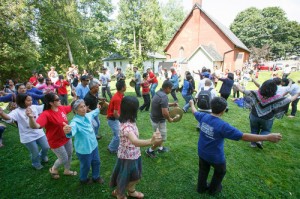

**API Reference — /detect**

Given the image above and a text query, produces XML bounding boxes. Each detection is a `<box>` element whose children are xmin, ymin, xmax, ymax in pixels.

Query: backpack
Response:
<box><xmin>197</xmin><ymin>87</ymin><xmax>213</xmax><ymax>109</ymax></box>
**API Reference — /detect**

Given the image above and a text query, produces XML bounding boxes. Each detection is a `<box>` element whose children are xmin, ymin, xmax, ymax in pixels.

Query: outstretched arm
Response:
<box><xmin>189</xmin><ymin>99</ymin><xmax>197</xmax><ymax>114</ymax></box>
<box><xmin>127</xmin><ymin>129</ymin><xmax>162</xmax><ymax>147</ymax></box>
<box><xmin>241</xmin><ymin>133</ymin><xmax>282</xmax><ymax>143</ymax></box>
<box><xmin>0</xmin><ymin>108</ymin><xmax>11</xmax><ymax>120</ymax></box>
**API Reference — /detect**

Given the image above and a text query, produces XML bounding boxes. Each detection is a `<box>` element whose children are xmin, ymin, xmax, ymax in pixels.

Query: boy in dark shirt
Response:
<box><xmin>189</xmin><ymin>97</ymin><xmax>282</xmax><ymax>195</ymax></box>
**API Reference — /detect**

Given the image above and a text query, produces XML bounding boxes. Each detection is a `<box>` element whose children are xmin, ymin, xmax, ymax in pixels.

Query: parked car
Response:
<box><xmin>274</xmin><ymin>63</ymin><xmax>283</xmax><ymax>70</ymax></box>
<box><xmin>257</xmin><ymin>64</ymin><xmax>270</xmax><ymax>71</ymax></box>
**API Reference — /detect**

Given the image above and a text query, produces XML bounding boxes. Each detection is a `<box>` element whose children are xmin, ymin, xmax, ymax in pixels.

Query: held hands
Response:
<box><xmin>62</xmin><ymin>122</ymin><xmax>71</xmax><ymax>134</ymax></box>
<box><xmin>150</xmin><ymin>129</ymin><xmax>163</xmax><ymax>146</ymax></box>
<box><xmin>25</xmin><ymin>107</ymin><xmax>34</xmax><ymax>118</ymax></box>
<box><xmin>267</xmin><ymin>133</ymin><xmax>282</xmax><ymax>143</ymax></box>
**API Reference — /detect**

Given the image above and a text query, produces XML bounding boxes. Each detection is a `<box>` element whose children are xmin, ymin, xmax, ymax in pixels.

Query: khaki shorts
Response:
<box><xmin>150</xmin><ymin>120</ymin><xmax>167</xmax><ymax>141</ymax></box>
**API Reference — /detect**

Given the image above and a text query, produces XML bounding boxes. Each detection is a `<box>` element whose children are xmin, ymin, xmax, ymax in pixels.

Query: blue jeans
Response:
<box><xmin>249</xmin><ymin>113</ymin><xmax>274</xmax><ymax>144</ymax></box>
<box><xmin>107</xmin><ymin>119</ymin><xmax>120</xmax><ymax>152</ymax></box>
<box><xmin>182</xmin><ymin>94</ymin><xmax>192</xmax><ymax>112</ymax></box>
<box><xmin>135</xmin><ymin>83</ymin><xmax>141</xmax><ymax>97</ymax></box>
<box><xmin>150</xmin><ymin>83</ymin><xmax>158</xmax><ymax>98</ymax></box>
<box><xmin>24</xmin><ymin>135</ymin><xmax>50</xmax><ymax>168</ymax></box>
<box><xmin>76</xmin><ymin>147</ymin><xmax>100</xmax><ymax>181</ymax></box>
<box><xmin>92</xmin><ymin>115</ymin><xmax>100</xmax><ymax>136</ymax></box>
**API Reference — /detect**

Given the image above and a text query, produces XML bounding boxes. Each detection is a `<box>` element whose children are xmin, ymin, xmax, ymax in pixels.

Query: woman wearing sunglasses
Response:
<box><xmin>26</xmin><ymin>92</ymin><xmax>77</xmax><ymax>179</ymax></box>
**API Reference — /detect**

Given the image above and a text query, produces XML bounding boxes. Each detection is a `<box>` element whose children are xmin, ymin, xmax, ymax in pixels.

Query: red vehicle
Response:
<box><xmin>257</xmin><ymin>64</ymin><xmax>270</xmax><ymax>71</ymax></box>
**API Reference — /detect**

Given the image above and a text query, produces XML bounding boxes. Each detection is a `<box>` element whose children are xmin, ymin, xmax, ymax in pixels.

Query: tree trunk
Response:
<box><xmin>63</xmin><ymin>32</ymin><xmax>74</xmax><ymax>65</ymax></box>
<box><xmin>133</xmin><ymin>28</ymin><xmax>137</xmax><ymax>58</ymax></box>
<box><xmin>138</xmin><ymin>29</ymin><xmax>142</xmax><ymax>55</ymax></box>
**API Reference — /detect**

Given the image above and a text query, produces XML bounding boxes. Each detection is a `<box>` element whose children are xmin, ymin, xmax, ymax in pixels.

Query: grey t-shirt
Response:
<box><xmin>134</xmin><ymin>71</ymin><xmax>141</xmax><ymax>84</ymax></box>
<box><xmin>150</xmin><ymin>89</ymin><xmax>169</xmax><ymax>123</ymax></box>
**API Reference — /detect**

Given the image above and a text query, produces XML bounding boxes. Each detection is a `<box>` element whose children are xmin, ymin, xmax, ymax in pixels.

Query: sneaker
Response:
<box><xmin>93</xmin><ymin>177</ymin><xmax>105</xmax><ymax>184</ymax></box>
<box><xmin>182</xmin><ymin>108</ymin><xmax>187</xmax><ymax>113</ymax></box>
<box><xmin>250</xmin><ymin>142</ymin><xmax>257</xmax><ymax>148</ymax></box>
<box><xmin>145</xmin><ymin>148</ymin><xmax>156</xmax><ymax>158</ymax></box>
<box><xmin>288</xmin><ymin>115</ymin><xmax>295</xmax><ymax>118</ymax></box>
<box><xmin>33</xmin><ymin>164</ymin><xmax>44</xmax><ymax>170</ymax></box>
<box><xmin>157</xmin><ymin>147</ymin><xmax>169</xmax><ymax>153</ymax></box>
<box><xmin>256</xmin><ymin>141</ymin><xmax>263</xmax><ymax>149</ymax></box>
<box><xmin>80</xmin><ymin>178</ymin><xmax>93</xmax><ymax>185</ymax></box>
<box><xmin>42</xmin><ymin>156</ymin><xmax>49</xmax><ymax>163</ymax></box>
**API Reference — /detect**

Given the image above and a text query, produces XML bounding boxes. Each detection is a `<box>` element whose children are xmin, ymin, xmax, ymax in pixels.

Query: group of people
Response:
<box><xmin>0</xmin><ymin>63</ymin><xmax>300</xmax><ymax>198</ymax></box>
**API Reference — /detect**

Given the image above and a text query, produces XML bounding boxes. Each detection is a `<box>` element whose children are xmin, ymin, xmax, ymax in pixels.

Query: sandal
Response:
<box><xmin>63</xmin><ymin>170</ymin><xmax>77</xmax><ymax>176</ymax></box>
<box><xmin>112</xmin><ymin>190</ymin><xmax>127</xmax><ymax>199</ymax></box>
<box><xmin>49</xmin><ymin>168</ymin><xmax>60</xmax><ymax>179</ymax></box>
<box><xmin>127</xmin><ymin>190</ymin><xmax>144</xmax><ymax>199</ymax></box>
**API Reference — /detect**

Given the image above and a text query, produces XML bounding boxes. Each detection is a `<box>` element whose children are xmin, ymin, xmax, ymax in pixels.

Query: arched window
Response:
<box><xmin>179</xmin><ymin>47</ymin><xmax>184</xmax><ymax>58</ymax></box>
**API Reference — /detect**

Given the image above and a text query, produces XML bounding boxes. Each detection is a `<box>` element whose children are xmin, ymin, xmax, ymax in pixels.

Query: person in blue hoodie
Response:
<box><xmin>181</xmin><ymin>74</ymin><xmax>196</xmax><ymax>113</ymax></box>
<box><xmin>169</xmin><ymin>67</ymin><xmax>179</xmax><ymax>102</ymax></box>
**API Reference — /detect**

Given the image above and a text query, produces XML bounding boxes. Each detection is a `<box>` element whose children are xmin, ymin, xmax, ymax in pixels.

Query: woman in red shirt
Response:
<box><xmin>26</xmin><ymin>93</ymin><xmax>77</xmax><ymax>179</ymax></box>
<box><xmin>139</xmin><ymin>73</ymin><xmax>151</xmax><ymax>112</ymax></box>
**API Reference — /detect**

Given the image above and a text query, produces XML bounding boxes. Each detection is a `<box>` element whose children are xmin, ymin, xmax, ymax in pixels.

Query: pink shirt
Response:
<box><xmin>118</xmin><ymin>122</ymin><xmax>141</xmax><ymax>160</ymax></box>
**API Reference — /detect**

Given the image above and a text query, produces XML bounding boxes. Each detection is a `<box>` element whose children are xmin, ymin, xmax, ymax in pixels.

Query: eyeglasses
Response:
<box><xmin>53</xmin><ymin>99</ymin><xmax>60</xmax><ymax>102</ymax></box>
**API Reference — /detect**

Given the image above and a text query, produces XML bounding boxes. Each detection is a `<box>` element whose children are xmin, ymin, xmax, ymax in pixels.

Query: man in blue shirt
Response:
<box><xmin>190</xmin><ymin>97</ymin><xmax>282</xmax><ymax>196</ymax></box>
<box><xmin>76</xmin><ymin>75</ymin><xmax>90</xmax><ymax>99</ymax></box>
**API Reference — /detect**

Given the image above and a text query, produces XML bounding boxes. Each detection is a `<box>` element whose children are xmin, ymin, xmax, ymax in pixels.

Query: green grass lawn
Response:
<box><xmin>0</xmin><ymin>71</ymin><xmax>299</xmax><ymax>199</ymax></box>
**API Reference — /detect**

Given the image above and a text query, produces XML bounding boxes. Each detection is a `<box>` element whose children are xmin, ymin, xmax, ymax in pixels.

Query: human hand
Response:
<box><xmin>25</xmin><ymin>107</ymin><xmax>34</xmax><ymax>118</ymax></box>
<box><xmin>189</xmin><ymin>99</ymin><xmax>194</xmax><ymax>106</ymax></box>
<box><xmin>151</xmin><ymin>129</ymin><xmax>163</xmax><ymax>145</ymax></box>
<box><xmin>97</xmin><ymin>104</ymin><xmax>101</xmax><ymax>109</ymax></box>
<box><xmin>62</xmin><ymin>122</ymin><xmax>71</xmax><ymax>134</ymax></box>
<box><xmin>267</xmin><ymin>133</ymin><xmax>282</xmax><ymax>143</ymax></box>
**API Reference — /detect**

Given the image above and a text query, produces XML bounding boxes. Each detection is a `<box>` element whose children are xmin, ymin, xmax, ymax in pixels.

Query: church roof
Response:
<box><xmin>164</xmin><ymin>3</ymin><xmax>250</xmax><ymax>52</ymax></box>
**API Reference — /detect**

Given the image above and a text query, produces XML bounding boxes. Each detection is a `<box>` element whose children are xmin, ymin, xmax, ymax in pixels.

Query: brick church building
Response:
<box><xmin>164</xmin><ymin>0</ymin><xmax>250</xmax><ymax>73</ymax></box>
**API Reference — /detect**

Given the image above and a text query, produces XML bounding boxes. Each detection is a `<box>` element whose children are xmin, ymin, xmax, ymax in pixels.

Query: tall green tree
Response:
<box><xmin>230</xmin><ymin>7</ymin><xmax>300</xmax><ymax>60</ymax></box>
<box><xmin>116</xmin><ymin>0</ymin><xmax>164</xmax><ymax>67</ymax></box>
<box><xmin>0</xmin><ymin>0</ymin><xmax>39</xmax><ymax>85</ymax></box>
<box><xmin>34</xmin><ymin>0</ymin><xmax>114</xmax><ymax>73</ymax></box>
<box><xmin>160</xmin><ymin>0</ymin><xmax>186</xmax><ymax>47</ymax></box>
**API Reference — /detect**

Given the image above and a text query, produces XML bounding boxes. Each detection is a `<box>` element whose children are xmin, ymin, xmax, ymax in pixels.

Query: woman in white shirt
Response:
<box><xmin>0</xmin><ymin>93</ymin><xmax>49</xmax><ymax>170</ymax></box>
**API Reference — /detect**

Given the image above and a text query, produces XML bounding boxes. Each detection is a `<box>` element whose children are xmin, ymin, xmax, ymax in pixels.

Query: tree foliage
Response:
<box><xmin>0</xmin><ymin>0</ymin><xmax>39</xmax><ymax>85</ymax></box>
<box><xmin>115</xmin><ymin>0</ymin><xmax>164</xmax><ymax>67</ymax></box>
<box><xmin>160</xmin><ymin>0</ymin><xmax>186</xmax><ymax>47</ymax></box>
<box><xmin>230</xmin><ymin>7</ymin><xmax>300</xmax><ymax>60</ymax></box>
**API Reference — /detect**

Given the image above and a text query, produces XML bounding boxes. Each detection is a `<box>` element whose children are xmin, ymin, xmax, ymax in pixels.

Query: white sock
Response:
<box><xmin>148</xmin><ymin>148</ymin><xmax>154</xmax><ymax>152</ymax></box>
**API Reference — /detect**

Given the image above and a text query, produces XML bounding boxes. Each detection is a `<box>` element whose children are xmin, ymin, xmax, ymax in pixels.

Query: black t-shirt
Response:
<box><xmin>150</xmin><ymin>89</ymin><xmax>169</xmax><ymax>123</ymax></box>
<box><xmin>84</xmin><ymin>92</ymin><xmax>98</xmax><ymax>110</ymax></box>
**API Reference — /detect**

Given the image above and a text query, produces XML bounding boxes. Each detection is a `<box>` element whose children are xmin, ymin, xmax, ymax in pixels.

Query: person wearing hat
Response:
<box><xmin>147</xmin><ymin>67</ymin><xmax>158</xmax><ymax>98</ymax></box>
<box><xmin>55</xmin><ymin>75</ymin><xmax>70</xmax><ymax>105</ymax></box>
<box><xmin>76</xmin><ymin>75</ymin><xmax>90</xmax><ymax>100</ymax></box>
<box><xmin>99</xmin><ymin>67</ymin><xmax>112</xmax><ymax>100</ymax></box>
<box><xmin>133</xmin><ymin>66</ymin><xmax>141</xmax><ymax>97</ymax></box>
<box><xmin>116</xmin><ymin>67</ymin><xmax>126</xmax><ymax>81</ymax></box>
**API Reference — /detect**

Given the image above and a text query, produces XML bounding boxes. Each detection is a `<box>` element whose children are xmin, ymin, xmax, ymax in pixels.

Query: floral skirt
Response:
<box><xmin>110</xmin><ymin>157</ymin><xmax>142</xmax><ymax>196</ymax></box>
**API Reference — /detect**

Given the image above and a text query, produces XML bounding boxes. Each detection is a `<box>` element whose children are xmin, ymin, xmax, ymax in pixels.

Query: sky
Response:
<box><xmin>112</xmin><ymin>0</ymin><xmax>300</xmax><ymax>28</ymax></box>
